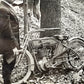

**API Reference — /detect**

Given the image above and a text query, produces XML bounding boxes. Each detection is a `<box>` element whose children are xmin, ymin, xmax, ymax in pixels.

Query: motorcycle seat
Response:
<box><xmin>54</xmin><ymin>35</ymin><xmax>69</xmax><ymax>41</ymax></box>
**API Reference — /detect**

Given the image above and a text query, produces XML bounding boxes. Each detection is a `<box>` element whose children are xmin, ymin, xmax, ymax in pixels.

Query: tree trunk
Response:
<box><xmin>40</xmin><ymin>0</ymin><xmax>61</xmax><ymax>37</ymax></box>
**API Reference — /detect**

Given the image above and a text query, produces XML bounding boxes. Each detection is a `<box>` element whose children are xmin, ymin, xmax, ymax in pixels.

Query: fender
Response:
<box><xmin>68</xmin><ymin>37</ymin><xmax>84</xmax><ymax>42</ymax></box>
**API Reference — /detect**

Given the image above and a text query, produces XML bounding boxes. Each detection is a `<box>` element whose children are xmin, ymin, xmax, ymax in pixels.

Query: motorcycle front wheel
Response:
<box><xmin>0</xmin><ymin>50</ymin><xmax>34</xmax><ymax>84</ymax></box>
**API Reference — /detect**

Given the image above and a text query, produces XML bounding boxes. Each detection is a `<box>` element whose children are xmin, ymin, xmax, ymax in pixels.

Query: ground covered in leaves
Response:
<box><xmin>12</xmin><ymin>0</ymin><xmax>84</xmax><ymax>84</ymax></box>
<box><xmin>61</xmin><ymin>0</ymin><xmax>84</xmax><ymax>38</ymax></box>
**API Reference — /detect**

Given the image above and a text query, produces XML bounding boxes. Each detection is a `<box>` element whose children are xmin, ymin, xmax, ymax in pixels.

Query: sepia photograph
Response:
<box><xmin>0</xmin><ymin>0</ymin><xmax>84</xmax><ymax>84</ymax></box>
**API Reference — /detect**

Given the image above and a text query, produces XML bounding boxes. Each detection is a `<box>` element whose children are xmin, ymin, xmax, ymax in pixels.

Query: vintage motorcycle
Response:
<box><xmin>0</xmin><ymin>28</ymin><xmax>84</xmax><ymax>84</ymax></box>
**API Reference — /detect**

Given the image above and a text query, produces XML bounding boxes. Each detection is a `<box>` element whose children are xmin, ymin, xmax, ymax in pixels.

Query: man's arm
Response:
<box><xmin>2</xmin><ymin>18</ymin><xmax>19</xmax><ymax>47</ymax></box>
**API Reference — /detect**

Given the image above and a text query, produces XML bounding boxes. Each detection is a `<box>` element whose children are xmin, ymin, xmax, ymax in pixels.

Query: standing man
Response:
<box><xmin>13</xmin><ymin>0</ymin><xmax>41</xmax><ymax>29</ymax></box>
<box><xmin>0</xmin><ymin>0</ymin><xmax>20</xmax><ymax>84</ymax></box>
<box><xmin>28</xmin><ymin>0</ymin><xmax>41</xmax><ymax>29</ymax></box>
<box><xmin>28</xmin><ymin>0</ymin><xmax>41</xmax><ymax>38</ymax></box>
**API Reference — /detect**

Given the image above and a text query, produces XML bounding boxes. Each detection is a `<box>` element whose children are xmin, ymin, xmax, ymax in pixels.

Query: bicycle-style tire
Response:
<box><xmin>0</xmin><ymin>50</ymin><xmax>34</xmax><ymax>84</ymax></box>
<box><xmin>68</xmin><ymin>37</ymin><xmax>84</xmax><ymax>69</ymax></box>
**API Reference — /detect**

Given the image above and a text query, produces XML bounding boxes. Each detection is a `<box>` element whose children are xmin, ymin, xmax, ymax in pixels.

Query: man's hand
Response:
<box><xmin>13</xmin><ymin>47</ymin><xmax>23</xmax><ymax>56</ymax></box>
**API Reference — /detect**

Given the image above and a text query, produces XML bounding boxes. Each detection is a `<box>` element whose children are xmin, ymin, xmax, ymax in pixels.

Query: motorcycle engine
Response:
<box><xmin>28</xmin><ymin>37</ymin><xmax>57</xmax><ymax>71</ymax></box>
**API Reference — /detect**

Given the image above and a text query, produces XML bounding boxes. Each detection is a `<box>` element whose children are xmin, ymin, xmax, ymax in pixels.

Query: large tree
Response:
<box><xmin>40</xmin><ymin>0</ymin><xmax>61</xmax><ymax>37</ymax></box>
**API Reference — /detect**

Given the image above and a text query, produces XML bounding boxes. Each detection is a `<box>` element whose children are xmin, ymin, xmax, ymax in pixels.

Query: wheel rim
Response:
<box><xmin>68</xmin><ymin>38</ymin><xmax>84</xmax><ymax>69</ymax></box>
<box><xmin>11</xmin><ymin>50</ymin><xmax>34</xmax><ymax>84</ymax></box>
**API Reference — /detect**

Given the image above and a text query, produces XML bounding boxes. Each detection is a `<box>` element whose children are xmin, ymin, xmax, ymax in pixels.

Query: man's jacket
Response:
<box><xmin>0</xmin><ymin>0</ymin><xmax>19</xmax><ymax>63</ymax></box>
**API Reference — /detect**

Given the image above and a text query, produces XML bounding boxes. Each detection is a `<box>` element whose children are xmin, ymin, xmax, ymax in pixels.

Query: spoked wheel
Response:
<box><xmin>0</xmin><ymin>50</ymin><xmax>34</xmax><ymax>84</ymax></box>
<box><xmin>68</xmin><ymin>37</ymin><xmax>84</xmax><ymax>69</ymax></box>
<box><xmin>12</xmin><ymin>50</ymin><xmax>34</xmax><ymax>84</ymax></box>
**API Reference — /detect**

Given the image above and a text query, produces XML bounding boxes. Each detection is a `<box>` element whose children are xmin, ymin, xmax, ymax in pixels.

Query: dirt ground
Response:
<box><xmin>12</xmin><ymin>0</ymin><xmax>84</xmax><ymax>84</ymax></box>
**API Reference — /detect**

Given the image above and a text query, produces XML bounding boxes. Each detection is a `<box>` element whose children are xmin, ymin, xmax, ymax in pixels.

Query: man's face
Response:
<box><xmin>6</xmin><ymin>0</ymin><xmax>15</xmax><ymax>4</ymax></box>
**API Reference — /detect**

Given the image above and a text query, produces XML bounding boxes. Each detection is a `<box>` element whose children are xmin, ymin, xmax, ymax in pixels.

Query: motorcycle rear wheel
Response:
<box><xmin>68</xmin><ymin>37</ymin><xmax>84</xmax><ymax>69</ymax></box>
